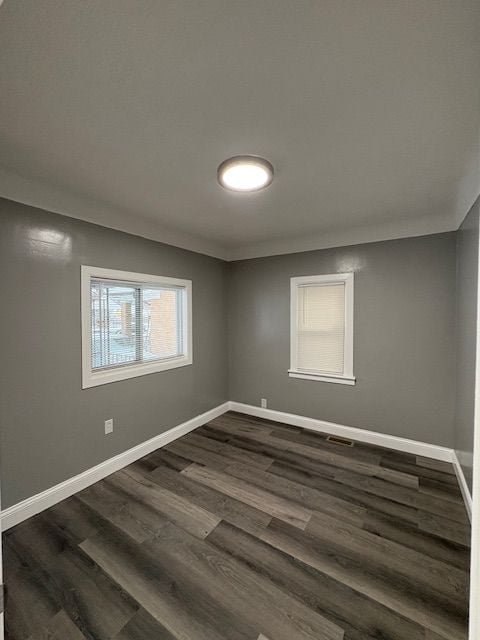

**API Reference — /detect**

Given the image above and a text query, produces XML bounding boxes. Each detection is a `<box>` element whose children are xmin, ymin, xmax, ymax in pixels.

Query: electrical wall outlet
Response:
<box><xmin>104</xmin><ymin>418</ymin><xmax>114</xmax><ymax>435</ymax></box>
<box><xmin>261</xmin><ymin>398</ymin><xmax>267</xmax><ymax>408</ymax></box>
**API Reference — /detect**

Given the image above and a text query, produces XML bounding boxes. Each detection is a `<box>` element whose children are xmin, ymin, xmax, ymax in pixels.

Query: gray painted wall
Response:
<box><xmin>0</xmin><ymin>197</ymin><xmax>466</xmax><ymax>509</ymax></box>
<box><xmin>228</xmin><ymin>233</ymin><xmax>457</xmax><ymax>447</ymax></box>
<box><xmin>455</xmin><ymin>197</ymin><xmax>480</xmax><ymax>491</ymax></box>
<box><xmin>0</xmin><ymin>198</ymin><xmax>229</xmax><ymax>508</ymax></box>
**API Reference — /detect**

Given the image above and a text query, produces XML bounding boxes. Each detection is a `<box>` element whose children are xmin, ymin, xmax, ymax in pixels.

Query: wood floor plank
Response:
<box><xmin>77</xmin><ymin>478</ymin><xmax>169</xmax><ymax>543</ymax></box>
<box><xmin>228</xmin><ymin>433</ymin><xmax>341</xmax><ymax>479</ymax></box>
<box><xmin>212</xmin><ymin>417</ymin><xmax>299</xmax><ymax>444</ymax></box>
<box><xmin>183</xmin><ymin>431</ymin><xmax>225</xmax><ymax>452</ymax></box>
<box><xmin>219</xmin><ymin>441</ymin><xmax>275</xmax><ymax>469</ymax></box>
<box><xmin>7</xmin><ymin>516</ymin><xmax>139</xmax><ymax>640</ymax></box>
<box><xmin>267</xmin><ymin>460</ymin><xmax>470</xmax><ymax>569</ymax></box>
<box><xmin>380</xmin><ymin>457</ymin><xmax>459</xmax><ymax>486</ymax></box>
<box><xmin>149</xmin><ymin>463</ymin><xmax>272</xmax><ymax>535</ymax></box>
<box><xmin>165</xmin><ymin>439</ymin><xmax>239</xmax><ymax>469</ymax></box>
<box><xmin>269</xmin><ymin>460</ymin><xmax>420</xmax><ymax>524</ymax></box>
<box><xmin>182</xmin><ymin>463</ymin><xmax>313</xmax><ymax>529</ymax></box>
<box><xmin>207</xmin><ymin>520</ymin><xmax>427</xmax><ymax>640</ymax></box>
<box><xmin>268</xmin><ymin>427</ymin><xmax>383</xmax><ymax>465</ymax></box>
<box><xmin>4</xmin><ymin>411</ymin><xmax>470</xmax><ymax>640</ymax></box>
<box><xmin>109</xmin><ymin>467</ymin><xmax>221</xmax><ymax>539</ymax></box>
<box><xmin>334</xmin><ymin>469</ymin><xmax>468</xmax><ymax>524</ymax></box>
<box><xmin>418</xmin><ymin>511</ymin><xmax>471</xmax><ymax>547</ymax></box>
<box><xmin>224</xmin><ymin>461</ymin><xmax>367</xmax><ymax>527</ymax></box>
<box><xmin>209</xmin><ymin>415</ymin><xmax>275</xmax><ymax>436</ymax></box>
<box><xmin>425</xmin><ymin>630</ymin><xmax>453</xmax><ymax>640</ymax></box>
<box><xmin>361</xmin><ymin>511</ymin><xmax>470</xmax><ymax>570</ymax></box>
<box><xmin>142</xmin><ymin>448</ymin><xmax>192</xmax><ymax>471</ymax></box>
<box><xmin>27</xmin><ymin>609</ymin><xmax>87</xmax><ymax>640</ymax></box>
<box><xmin>81</xmin><ymin>524</ymin><xmax>253</xmax><ymax>640</ymax></box>
<box><xmin>196</xmin><ymin>424</ymin><xmax>233</xmax><ymax>443</ymax></box>
<box><xmin>207</xmin><ymin>425</ymin><xmax>408</xmax><ymax>500</ymax></box>
<box><xmin>39</xmin><ymin>496</ymin><xmax>103</xmax><ymax>546</ymax></box>
<box><xmin>114</xmin><ymin>609</ymin><xmax>178</xmax><ymax>640</ymax></box>
<box><xmin>269</xmin><ymin>456</ymin><xmax>470</xmax><ymax>560</ymax></box>
<box><xmin>3</xmin><ymin>543</ymin><xmax>61</xmax><ymax>640</ymax></box>
<box><xmin>226</xmin><ymin>414</ymin><xmax>305</xmax><ymax>438</ymax></box>
<box><xmin>305</xmin><ymin>512</ymin><xmax>468</xmax><ymax>606</ymax></box>
<box><xmin>419</xmin><ymin>477</ymin><xmax>464</xmax><ymax>503</ymax></box>
<box><xmin>415</xmin><ymin>493</ymin><xmax>469</xmax><ymax>524</ymax></box>
<box><xmin>257</xmin><ymin>519</ymin><xmax>468</xmax><ymax>639</ymax></box>
<box><xmin>258</xmin><ymin>463</ymin><xmax>469</xmax><ymax>569</ymax></box>
<box><xmin>141</xmin><ymin>521</ymin><xmax>344</xmax><ymax>640</ymax></box>
<box><xmin>210</xmin><ymin>420</ymin><xmax>419</xmax><ymax>487</ymax></box>
<box><xmin>185</xmin><ymin>432</ymin><xmax>275</xmax><ymax>469</ymax></box>
<box><xmin>416</xmin><ymin>457</ymin><xmax>456</xmax><ymax>475</ymax></box>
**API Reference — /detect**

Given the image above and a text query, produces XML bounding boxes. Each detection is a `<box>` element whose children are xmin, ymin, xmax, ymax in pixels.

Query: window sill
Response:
<box><xmin>83</xmin><ymin>355</ymin><xmax>192</xmax><ymax>389</ymax></box>
<box><xmin>288</xmin><ymin>370</ymin><xmax>356</xmax><ymax>385</ymax></box>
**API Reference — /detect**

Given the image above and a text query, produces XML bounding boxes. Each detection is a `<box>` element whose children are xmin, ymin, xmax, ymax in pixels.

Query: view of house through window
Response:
<box><xmin>91</xmin><ymin>282</ymin><xmax>182</xmax><ymax>370</ymax></box>
<box><xmin>82</xmin><ymin>266</ymin><xmax>192</xmax><ymax>388</ymax></box>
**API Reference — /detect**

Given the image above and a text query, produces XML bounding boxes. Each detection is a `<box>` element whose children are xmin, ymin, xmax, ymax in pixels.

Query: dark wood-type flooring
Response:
<box><xmin>3</xmin><ymin>412</ymin><xmax>471</xmax><ymax>640</ymax></box>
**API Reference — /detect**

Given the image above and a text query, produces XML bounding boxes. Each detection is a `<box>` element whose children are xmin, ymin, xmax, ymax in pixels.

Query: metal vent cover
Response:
<box><xmin>326</xmin><ymin>435</ymin><xmax>354</xmax><ymax>447</ymax></box>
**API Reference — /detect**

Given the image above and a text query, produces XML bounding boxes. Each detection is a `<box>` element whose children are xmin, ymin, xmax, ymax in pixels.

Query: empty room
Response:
<box><xmin>0</xmin><ymin>1</ymin><xmax>479</xmax><ymax>639</ymax></box>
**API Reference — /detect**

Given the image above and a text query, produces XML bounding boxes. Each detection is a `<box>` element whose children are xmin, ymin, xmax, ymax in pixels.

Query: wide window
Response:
<box><xmin>81</xmin><ymin>266</ymin><xmax>192</xmax><ymax>388</ymax></box>
<box><xmin>289</xmin><ymin>273</ymin><xmax>355</xmax><ymax>385</ymax></box>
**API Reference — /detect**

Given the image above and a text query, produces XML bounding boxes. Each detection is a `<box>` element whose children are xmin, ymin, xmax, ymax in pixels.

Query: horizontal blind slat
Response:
<box><xmin>91</xmin><ymin>280</ymin><xmax>184</xmax><ymax>371</ymax></box>
<box><xmin>296</xmin><ymin>283</ymin><xmax>345</xmax><ymax>374</ymax></box>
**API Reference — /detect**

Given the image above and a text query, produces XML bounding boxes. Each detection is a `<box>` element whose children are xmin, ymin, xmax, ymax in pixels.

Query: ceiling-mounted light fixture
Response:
<box><xmin>217</xmin><ymin>155</ymin><xmax>274</xmax><ymax>192</ymax></box>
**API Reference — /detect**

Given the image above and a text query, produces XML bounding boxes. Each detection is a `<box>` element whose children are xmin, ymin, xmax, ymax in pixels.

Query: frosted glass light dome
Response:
<box><xmin>218</xmin><ymin>156</ymin><xmax>274</xmax><ymax>192</ymax></box>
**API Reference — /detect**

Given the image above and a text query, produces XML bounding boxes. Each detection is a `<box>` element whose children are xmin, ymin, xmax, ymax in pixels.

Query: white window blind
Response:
<box><xmin>296</xmin><ymin>283</ymin><xmax>345</xmax><ymax>374</ymax></box>
<box><xmin>290</xmin><ymin>273</ymin><xmax>355</xmax><ymax>385</ymax></box>
<box><xmin>91</xmin><ymin>281</ymin><xmax>184</xmax><ymax>371</ymax></box>
<box><xmin>82</xmin><ymin>267</ymin><xmax>192</xmax><ymax>388</ymax></box>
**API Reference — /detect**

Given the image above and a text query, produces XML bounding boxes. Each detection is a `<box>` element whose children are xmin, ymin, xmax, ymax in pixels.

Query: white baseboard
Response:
<box><xmin>0</xmin><ymin>402</ymin><xmax>230</xmax><ymax>531</ymax></box>
<box><xmin>452</xmin><ymin>451</ymin><xmax>473</xmax><ymax>522</ymax></box>
<box><xmin>1</xmin><ymin>400</ymin><xmax>468</xmax><ymax>531</ymax></box>
<box><xmin>228</xmin><ymin>402</ymin><xmax>455</xmax><ymax>462</ymax></box>
<box><xmin>229</xmin><ymin>402</ymin><xmax>476</xmax><ymax>519</ymax></box>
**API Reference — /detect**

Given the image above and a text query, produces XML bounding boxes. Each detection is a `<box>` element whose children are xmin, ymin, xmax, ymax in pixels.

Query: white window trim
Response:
<box><xmin>289</xmin><ymin>272</ymin><xmax>355</xmax><ymax>385</ymax></box>
<box><xmin>81</xmin><ymin>266</ymin><xmax>192</xmax><ymax>389</ymax></box>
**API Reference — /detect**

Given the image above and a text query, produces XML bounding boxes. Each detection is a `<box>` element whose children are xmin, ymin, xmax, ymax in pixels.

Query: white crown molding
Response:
<box><xmin>0</xmin><ymin>167</ymin><xmax>230</xmax><ymax>261</ymax></box>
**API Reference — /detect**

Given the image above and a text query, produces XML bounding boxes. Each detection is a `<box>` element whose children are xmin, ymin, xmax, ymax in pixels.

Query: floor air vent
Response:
<box><xmin>326</xmin><ymin>435</ymin><xmax>354</xmax><ymax>447</ymax></box>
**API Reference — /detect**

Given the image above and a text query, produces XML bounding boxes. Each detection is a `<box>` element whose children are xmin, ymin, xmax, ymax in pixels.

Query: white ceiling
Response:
<box><xmin>0</xmin><ymin>1</ymin><xmax>479</xmax><ymax>260</ymax></box>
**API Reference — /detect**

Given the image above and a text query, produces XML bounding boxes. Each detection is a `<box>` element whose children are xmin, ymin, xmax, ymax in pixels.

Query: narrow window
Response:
<box><xmin>289</xmin><ymin>273</ymin><xmax>355</xmax><ymax>385</ymax></box>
